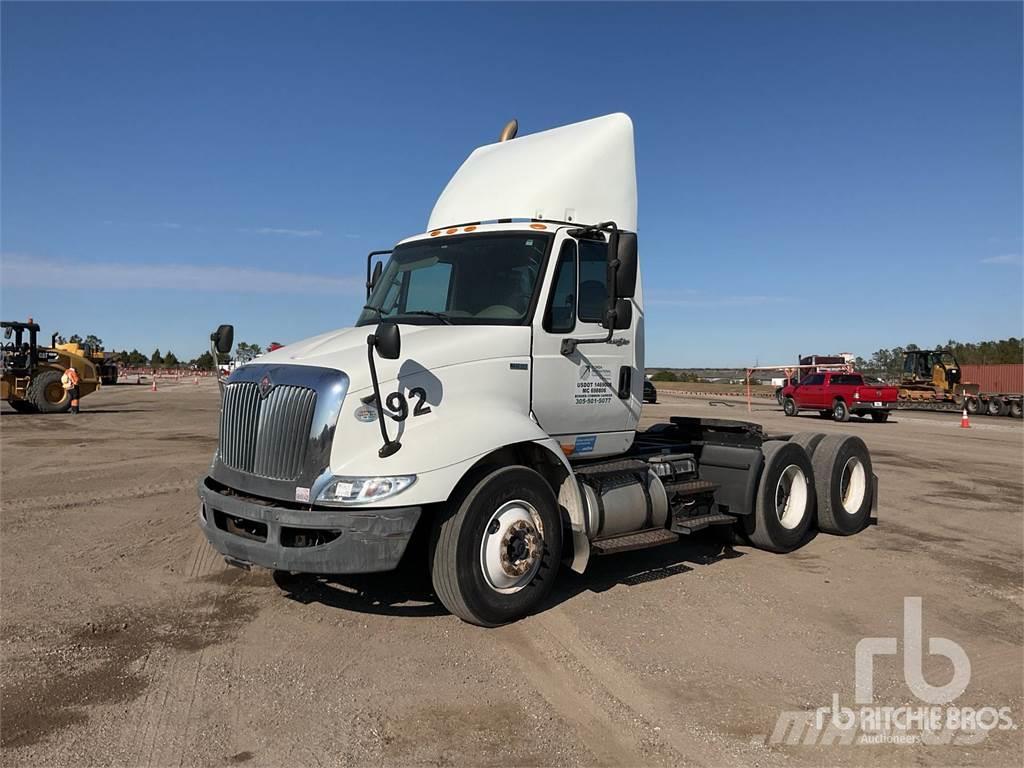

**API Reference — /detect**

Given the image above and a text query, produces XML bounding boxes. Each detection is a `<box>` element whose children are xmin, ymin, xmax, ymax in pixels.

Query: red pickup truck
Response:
<box><xmin>781</xmin><ymin>371</ymin><xmax>899</xmax><ymax>422</ymax></box>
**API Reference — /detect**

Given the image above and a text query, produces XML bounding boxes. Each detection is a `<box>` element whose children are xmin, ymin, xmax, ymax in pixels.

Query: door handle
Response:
<box><xmin>617</xmin><ymin>366</ymin><xmax>631</xmax><ymax>399</ymax></box>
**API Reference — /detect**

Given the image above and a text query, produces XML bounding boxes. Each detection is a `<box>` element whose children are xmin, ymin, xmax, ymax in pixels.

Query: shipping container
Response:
<box><xmin>961</xmin><ymin>363</ymin><xmax>1024</xmax><ymax>396</ymax></box>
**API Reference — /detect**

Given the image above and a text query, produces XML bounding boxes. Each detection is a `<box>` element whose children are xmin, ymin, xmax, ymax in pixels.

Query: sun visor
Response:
<box><xmin>428</xmin><ymin>113</ymin><xmax>637</xmax><ymax>233</ymax></box>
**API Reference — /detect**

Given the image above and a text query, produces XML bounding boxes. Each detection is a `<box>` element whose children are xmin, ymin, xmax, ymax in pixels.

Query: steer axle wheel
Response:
<box><xmin>26</xmin><ymin>369</ymin><xmax>71</xmax><ymax>413</ymax></box>
<box><xmin>430</xmin><ymin>466</ymin><xmax>561</xmax><ymax>626</ymax></box>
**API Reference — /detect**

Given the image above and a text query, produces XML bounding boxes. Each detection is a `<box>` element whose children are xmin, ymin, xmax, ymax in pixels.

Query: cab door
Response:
<box><xmin>530</xmin><ymin>235</ymin><xmax>640</xmax><ymax>459</ymax></box>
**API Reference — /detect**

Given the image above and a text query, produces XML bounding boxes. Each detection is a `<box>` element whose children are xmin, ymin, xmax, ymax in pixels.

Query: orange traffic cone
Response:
<box><xmin>960</xmin><ymin>404</ymin><xmax>970</xmax><ymax>429</ymax></box>
<box><xmin>151</xmin><ymin>377</ymin><xmax>158</xmax><ymax>393</ymax></box>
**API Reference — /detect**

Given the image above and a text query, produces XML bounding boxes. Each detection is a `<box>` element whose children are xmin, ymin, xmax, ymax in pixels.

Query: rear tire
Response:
<box><xmin>987</xmin><ymin>398</ymin><xmax>1008</xmax><ymax>417</ymax></box>
<box><xmin>811</xmin><ymin>434</ymin><xmax>873</xmax><ymax>536</ymax></box>
<box><xmin>832</xmin><ymin>399</ymin><xmax>850</xmax><ymax>422</ymax></box>
<box><xmin>746</xmin><ymin>441</ymin><xmax>815</xmax><ymax>553</ymax></box>
<box><xmin>1010</xmin><ymin>400</ymin><xmax>1022</xmax><ymax>419</ymax></box>
<box><xmin>26</xmin><ymin>369</ymin><xmax>70</xmax><ymax>413</ymax></box>
<box><xmin>783</xmin><ymin>397</ymin><xmax>798</xmax><ymax>417</ymax></box>
<box><xmin>870</xmin><ymin>412</ymin><xmax>889</xmax><ymax>423</ymax></box>
<box><xmin>965</xmin><ymin>397</ymin><xmax>980</xmax><ymax>415</ymax></box>
<box><xmin>430</xmin><ymin>466</ymin><xmax>561</xmax><ymax>627</ymax></box>
<box><xmin>789</xmin><ymin>432</ymin><xmax>827</xmax><ymax>457</ymax></box>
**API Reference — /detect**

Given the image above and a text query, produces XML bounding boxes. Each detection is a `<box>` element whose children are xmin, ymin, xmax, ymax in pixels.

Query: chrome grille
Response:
<box><xmin>219</xmin><ymin>382</ymin><xmax>318</xmax><ymax>481</ymax></box>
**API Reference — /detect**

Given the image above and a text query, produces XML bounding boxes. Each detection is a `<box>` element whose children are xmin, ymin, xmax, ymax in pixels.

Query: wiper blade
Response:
<box><xmin>403</xmin><ymin>310</ymin><xmax>451</xmax><ymax>325</ymax></box>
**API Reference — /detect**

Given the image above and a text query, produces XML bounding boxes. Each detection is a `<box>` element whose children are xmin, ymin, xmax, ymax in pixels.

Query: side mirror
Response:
<box><xmin>212</xmin><ymin>324</ymin><xmax>234</xmax><ymax>354</ymax></box>
<box><xmin>373</xmin><ymin>321</ymin><xmax>401</xmax><ymax>360</ymax></box>
<box><xmin>602</xmin><ymin>298</ymin><xmax>633</xmax><ymax>331</ymax></box>
<box><xmin>609</xmin><ymin>232</ymin><xmax>638</xmax><ymax>299</ymax></box>
<box><xmin>3</xmin><ymin>328</ymin><xmax>11</xmax><ymax>340</ymax></box>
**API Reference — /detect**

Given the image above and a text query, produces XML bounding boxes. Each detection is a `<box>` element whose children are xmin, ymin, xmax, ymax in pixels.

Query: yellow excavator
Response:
<box><xmin>1</xmin><ymin>321</ymin><xmax>101</xmax><ymax>413</ymax></box>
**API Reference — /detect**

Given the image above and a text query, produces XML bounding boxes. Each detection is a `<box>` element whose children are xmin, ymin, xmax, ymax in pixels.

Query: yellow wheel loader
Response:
<box><xmin>2</xmin><ymin>321</ymin><xmax>100</xmax><ymax>413</ymax></box>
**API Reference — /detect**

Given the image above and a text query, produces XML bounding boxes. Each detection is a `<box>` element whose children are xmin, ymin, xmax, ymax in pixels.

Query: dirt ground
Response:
<box><xmin>2</xmin><ymin>380</ymin><xmax>1021</xmax><ymax>767</ymax></box>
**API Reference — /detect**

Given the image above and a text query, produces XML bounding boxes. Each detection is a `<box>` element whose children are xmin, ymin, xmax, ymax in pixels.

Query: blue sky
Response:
<box><xmin>2</xmin><ymin>1</ymin><xmax>1021</xmax><ymax>366</ymax></box>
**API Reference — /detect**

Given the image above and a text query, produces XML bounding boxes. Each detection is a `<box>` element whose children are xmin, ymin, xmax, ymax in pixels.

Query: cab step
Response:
<box><xmin>671</xmin><ymin>513</ymin><xmax>737</xmax><ymax>535</ymax></box>
<box><xmin>661</xmin><ymin>478</ymin><xmax>717</xmax><ymax>496</ymax></box>
<box><xmin>591</xmin><ymin>528</ymin><xmax>678</xmax><ymax>556</ymax></box>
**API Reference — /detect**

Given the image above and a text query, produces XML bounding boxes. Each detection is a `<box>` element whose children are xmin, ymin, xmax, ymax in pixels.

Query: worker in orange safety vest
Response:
<box><xmin>61</xmin><ymin>366</ymin><xmax>81</xmax><ymax>414</ymax></box>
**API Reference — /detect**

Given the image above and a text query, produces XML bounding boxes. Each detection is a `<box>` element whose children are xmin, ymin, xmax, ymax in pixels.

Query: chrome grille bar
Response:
<box><xmin>218</xmin><ymin>382</ymin><xmax>317</xmax><ymax>481</ymax></box>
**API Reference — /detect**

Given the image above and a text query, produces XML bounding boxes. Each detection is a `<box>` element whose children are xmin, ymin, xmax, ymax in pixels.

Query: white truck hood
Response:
<box><xmin>256</xmin><ymin>324</ymin><xmax>530</xmax><ymax>395</ymax></box>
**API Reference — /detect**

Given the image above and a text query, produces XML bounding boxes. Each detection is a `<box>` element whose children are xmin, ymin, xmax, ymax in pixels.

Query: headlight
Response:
<box><xmin>317</xmin><ymin>475</ymin><xmax>416</xmax><ymax>505</ymax></box>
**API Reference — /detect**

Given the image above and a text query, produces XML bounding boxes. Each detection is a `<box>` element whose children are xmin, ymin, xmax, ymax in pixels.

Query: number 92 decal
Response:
<box><xmin>383</xmin><ymin>387</ymin><xmax>431</xmax><ymax>422</ymax></box>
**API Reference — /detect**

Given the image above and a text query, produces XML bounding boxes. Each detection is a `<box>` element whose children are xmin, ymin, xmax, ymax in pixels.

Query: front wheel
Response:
<box><xmin>26</xmin><ymin>369</ymin><xmax>70</xmax><ymax>413</ymax></box>
<box><xmin>430</xmin><ymin>466</ymin><xmax>562</xmax><ymax>627</ymax></box>
<box><xmin>783</xmin><ymin>397</ymin><xmax>798</xmax><ymax>417</ymax></box>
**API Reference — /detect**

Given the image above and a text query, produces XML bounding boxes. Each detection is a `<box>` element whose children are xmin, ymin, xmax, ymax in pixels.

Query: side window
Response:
<box><xmin>577</xmin><ymin>240</ymin><xmax>608</xmax><ymax>323</ymax></box>
<box><xmin>801</xmin><ymin>374</ymin><xmax>824</xmax><ymax>386</ymax></box>
<box><xmin>544</xmin><ymin>242</ymin><xmax>577</xmax><ymax>333</ymax></box>
<box><xmin>404</xmin><ymin>262</ymin><xmax>452</xmax><ymax>312</ymax></box>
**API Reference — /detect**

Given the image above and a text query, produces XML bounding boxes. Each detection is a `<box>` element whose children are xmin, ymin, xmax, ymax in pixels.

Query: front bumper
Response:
<box><xmin>197</xmin><ymin>477</ymin><xmax>421</xmax><ymax>574</ymax></box>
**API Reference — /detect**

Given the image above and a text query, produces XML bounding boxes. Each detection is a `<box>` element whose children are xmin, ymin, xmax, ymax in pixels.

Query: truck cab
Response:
<box><xmin>198</xmin><ymin>114</ymin><xmax>878</xmax><ymax>626</ymax></box>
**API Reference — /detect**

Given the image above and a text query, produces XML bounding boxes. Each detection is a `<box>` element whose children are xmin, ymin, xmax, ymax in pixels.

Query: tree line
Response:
<box><xmin>854</xmin><ymin>338</ymin><xmax>1023</xmax><ymax>380</ymax></box>
<box><xmin>94</xmin><ymin>341</ymin><xmax>280</xmax><ymax>370</ymax></box>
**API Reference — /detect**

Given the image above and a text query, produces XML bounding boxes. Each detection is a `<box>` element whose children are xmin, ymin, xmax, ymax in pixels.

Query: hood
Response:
<box><xmin>254</xmin><ymin>324</ymin><xmax>531</xmax><ymax>394</ymax></box>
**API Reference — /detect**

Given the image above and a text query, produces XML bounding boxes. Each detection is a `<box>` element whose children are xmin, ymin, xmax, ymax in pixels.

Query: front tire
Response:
<box><xmin>26</xmin><ymin>369</ymin><xmax>70</xmax><ymax>413</ymax></box>
<box><xmin>430</xmin><ymin>466</ymin><xmax>562</xmax><ymax>627</ymax></box>
<box><xmin>783</xmin><ymin>397</ymin><xmax>798</xmax><ymax>417</ymax></box>
<box><xmin>746</xmin><ymin>441</ymin><xmax>815</xmax><ymax>553</ymax></box>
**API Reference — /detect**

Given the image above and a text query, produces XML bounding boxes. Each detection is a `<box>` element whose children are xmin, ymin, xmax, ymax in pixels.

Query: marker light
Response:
<box><xmin>317</xmin><ymin>475</ymin><xmax>416</xmax><ymax>505</ymax></box>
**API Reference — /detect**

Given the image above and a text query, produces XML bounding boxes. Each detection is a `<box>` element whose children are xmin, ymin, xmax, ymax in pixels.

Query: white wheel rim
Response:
<box><xmin>480</xmin><ymin>500</ymin><xmax>545</xmax><ymax>594</ymax></box>
<box><xmin>774</xmin><ymin>465</ymin><xmax>808</xmax><ymax>530</ymax></box>
<box><xmin>840</xmin><ymin>457</ymin><xmax>866</xmax><ymax>514</ymax></box>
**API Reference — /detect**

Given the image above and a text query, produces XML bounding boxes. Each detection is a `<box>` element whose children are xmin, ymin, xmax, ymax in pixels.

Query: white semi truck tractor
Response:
<box><xmin>199</xmin><ymin>114</ymin><xmax>877</xmax><ymax>626</ymax></box>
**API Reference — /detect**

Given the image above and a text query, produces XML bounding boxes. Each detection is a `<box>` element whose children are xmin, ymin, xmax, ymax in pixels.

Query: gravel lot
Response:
<box><xmin>2</xmin><ymin>380</ymin><xmax>1021</xmax><ymax>767</ymax></box>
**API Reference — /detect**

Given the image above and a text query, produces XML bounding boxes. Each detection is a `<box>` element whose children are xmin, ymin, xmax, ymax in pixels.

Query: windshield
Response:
<box><xmin>357</xmin><ymin>232</ymin><xmax>552</xmax><ymax>326</ymax></box>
